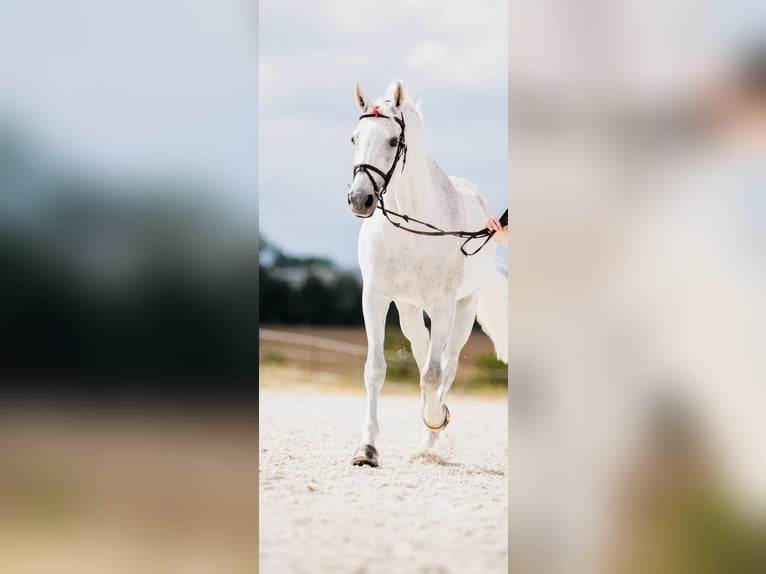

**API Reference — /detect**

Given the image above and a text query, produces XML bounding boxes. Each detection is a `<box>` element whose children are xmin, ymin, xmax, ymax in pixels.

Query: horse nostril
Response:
<box><xmin>347</xmin><ymin>193</ymin><xmax>352</xmax><ymax>204</ymax></box>
<box><xmin>364</xmin><ymin>194</ymin><xmax>374</xmax><ymax>209</ymax></box>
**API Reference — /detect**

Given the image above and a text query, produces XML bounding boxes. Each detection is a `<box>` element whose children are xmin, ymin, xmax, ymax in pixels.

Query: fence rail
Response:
<box><xmin>259</xmin><ymin>329</ymin><xmax>367</xmax><ymax>357</ymax></box>
<box><xmin>259</xmin><ymin>328</ymin><xmax>368</xmax><ymax>378</ymax></box>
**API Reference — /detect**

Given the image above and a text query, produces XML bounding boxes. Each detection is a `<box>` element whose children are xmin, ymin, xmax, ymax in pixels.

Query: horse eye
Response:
<box><xmin>389</xmin><ymin>137</ymin><xmax>398</xmax><ymax>147</ymax></box>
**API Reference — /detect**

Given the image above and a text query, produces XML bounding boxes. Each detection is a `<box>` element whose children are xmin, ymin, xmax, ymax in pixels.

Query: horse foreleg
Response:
<box><xmin>352</xmin><ymin>287</ymin><xmax>390</xmax><ymax>467</ymax></box>
<box><xmin>418</xmin><ymin>295</ymin><xmax>478</xmax><ymax>449</ymax></box>
<box><xmin>419</xmin><ymin>300</ymin><xmax>456</xmax><ymax>435</ymax></box>
<box><xmin>399</xmin><ymin>301</ymin><xmax>446</xmax><ymax>450</ymax></box>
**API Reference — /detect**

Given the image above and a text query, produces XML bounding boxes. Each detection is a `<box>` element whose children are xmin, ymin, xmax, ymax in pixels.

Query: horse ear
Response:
<box><xmin>354</xmin><ymin>83</ymin><xmax>370</xmax><ymax>112</ymax></box>
<box><xmin>392</xmin><ymin>81</ymin><xmax>405</xmax><ymax>112</ymax></box>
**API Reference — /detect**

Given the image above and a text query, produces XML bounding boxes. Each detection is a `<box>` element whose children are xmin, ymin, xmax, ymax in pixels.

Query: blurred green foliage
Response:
<box><xmin>0</xmin><ymin>127</ymin><xmax>258</xmax><ymax>394</ymax></box>
<box><xmin>262</xmin><ymin>349</ymin><xmax>288</xmax><ymax>366</ymax></box>
<box><xmin>259</xmin><ymin>235</ymin><xmax>363</xmax><ymax>325</ymax></box>
<box><xmin>384</xmin><ymin>327</ymin><xmax>417</xmax><ymax>381</ymax></box>
<box><xmin>471</xmin><ymin>353</ymin><xmax>509</xmax><ymax>386</ymax></box>
<box><xmin>653</xmin><ymin>485</ymin><xmax>766</xmax><ymax>574</ymax></box>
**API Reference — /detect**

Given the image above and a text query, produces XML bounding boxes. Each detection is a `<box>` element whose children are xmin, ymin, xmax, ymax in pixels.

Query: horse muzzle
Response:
<box><xmin>347</xmin><ymin>188</ymin><xmax>376</xmax><ymax>218</ymax></box>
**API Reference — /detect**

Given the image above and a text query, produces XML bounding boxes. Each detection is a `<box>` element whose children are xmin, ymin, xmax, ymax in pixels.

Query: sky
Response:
<box><xmin>259</xmin><ymin>0</ymin><xmax>508</xmax><ymax>268</ymax></box>
<box><xmin>0</xmin><ymin>0</ymin><xmax>258</xmax><ymax>226</ymax></box>
<box><xmin>0</xmin><ymin>1</ymin><xmax>759</xmax><ymax>270</ymax></box>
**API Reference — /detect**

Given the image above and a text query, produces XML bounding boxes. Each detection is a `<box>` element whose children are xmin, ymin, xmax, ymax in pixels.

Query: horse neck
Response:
<box><xmin>386</xmin><ymin>135</ymin><xmax>454</xmax><ymax>219</ymax></box>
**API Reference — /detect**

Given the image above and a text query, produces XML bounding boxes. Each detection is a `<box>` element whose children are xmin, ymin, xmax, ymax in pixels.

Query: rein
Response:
<box><xmin>353</xmin><ymin>108</ymin><xmax>506</xmax><ymax>257</ymax></box>
<box><xmin>380</xmin><ymin>202</ymin><xmax>508</xmax><ymax>257</ymax></box>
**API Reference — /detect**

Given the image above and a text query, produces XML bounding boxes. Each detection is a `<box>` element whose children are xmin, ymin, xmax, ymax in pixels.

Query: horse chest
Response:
<box><xmin>380</xmin><ymin>255</ymin><xmax>463</xmax><ymax>301</ymax></box>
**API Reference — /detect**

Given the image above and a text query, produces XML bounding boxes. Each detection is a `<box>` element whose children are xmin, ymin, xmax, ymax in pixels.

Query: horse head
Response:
<box><xmin>347</xmin><ymin>81</ymin><xmax>408</xmax><ymax>218</ymax></box>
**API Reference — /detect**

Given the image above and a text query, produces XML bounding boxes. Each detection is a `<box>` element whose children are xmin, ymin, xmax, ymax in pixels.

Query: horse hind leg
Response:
<box><xmin>353</xmin><ymin>288</ymin><xmax>390</xmax><ymax>467</ymax></box>
<box><xmin>396</xmin><ymin>302</ymin><xmax>429</xmax><ymax>371</ymax></box>
<box><xmin>439</xmin><ymin>292</ymin><xmax>480</xmax><ymax>401</ymax></box>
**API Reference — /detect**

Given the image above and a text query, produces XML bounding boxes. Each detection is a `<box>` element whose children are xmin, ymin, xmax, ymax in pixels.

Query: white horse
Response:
<box><xmin>347</xmin><ymin>80</ymin><xmax>508</xmax><ymax>466</ymax></box>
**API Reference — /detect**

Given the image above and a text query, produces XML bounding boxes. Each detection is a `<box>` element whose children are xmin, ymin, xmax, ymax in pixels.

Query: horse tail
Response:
<box><xmin>476</xmin><ymin>259</ymin><xmax>508</xmax><ymax>364</ymax></box>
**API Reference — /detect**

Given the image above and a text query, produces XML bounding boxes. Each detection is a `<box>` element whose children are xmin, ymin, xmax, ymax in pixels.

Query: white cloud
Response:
<box><xmin>279</xmin><ymin>0</ymin><xmax>507</xmax><ymax>93</ymax></box>
<box><xmin>406</xmin><ymin>41</ymin><xmax>449</xmax><ymax>70</ymax></box>
<box><xmin>260</xmin><ymin>50</ymin><xmax>370</xmax><ymax>109</ymax></box>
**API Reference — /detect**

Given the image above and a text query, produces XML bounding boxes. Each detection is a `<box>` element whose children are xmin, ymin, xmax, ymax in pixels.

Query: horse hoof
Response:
<box><xmin>352</xmin><ymin>444</ymin><xmax>379</xmax><ymax>467</ymax></box>
<box><xmin>422</xmin><ymin>404</ymin><xmax>450</xmax><ymax>431</ymax></box>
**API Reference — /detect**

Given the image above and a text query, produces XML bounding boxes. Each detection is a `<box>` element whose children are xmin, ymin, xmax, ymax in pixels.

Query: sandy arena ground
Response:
<box><xmin>259</xmin><ymin>384</ymin><xmax>508</xmax><ymax>574</ymax></box>
<box><xmin>0</xmin><ymin>406</ymin><xmax>259</xmax><ymax>574</ymax></box>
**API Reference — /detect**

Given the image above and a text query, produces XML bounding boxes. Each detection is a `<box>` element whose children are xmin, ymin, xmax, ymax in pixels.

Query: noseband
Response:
<box><xmin>351</xmin><ymin>107</ymin><xmax>505</xmax><ymax>257</ymax></box>
<box><xmin>352</xmin><ymin>107</ymin><xmax>407</xmax><ymax>200</ymax></box>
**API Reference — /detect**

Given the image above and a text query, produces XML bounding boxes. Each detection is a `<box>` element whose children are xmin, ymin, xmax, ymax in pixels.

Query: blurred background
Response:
<box><xmin>0</xmin><ymin>0</ymin><xmax>259</xmax><ymax>395</ymax></box>
<box><xmin>507</xmin><ymin>0</ymin><xmax>766</xmax><ymax>572</ymax></box>
<box><xmin>3</xmin><ymin>0</ymin><xmax>766</xmax><ymax>572</ymax></box>
<box><xmin>0</xmin><ymin>1</ymin><xmax>258</xmax><ymax>572</ymax></box>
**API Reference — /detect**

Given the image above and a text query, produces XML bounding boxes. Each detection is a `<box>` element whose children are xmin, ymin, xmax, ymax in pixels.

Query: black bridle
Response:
<box><xmin>353</xmin><ymin>108</ymin><xmax>408</xmax><ymax>201</ymax></box>
<box><xmin>352</xmin><ymin>108</ymin><xmax>506</xmax><ymax>257</ymax></box>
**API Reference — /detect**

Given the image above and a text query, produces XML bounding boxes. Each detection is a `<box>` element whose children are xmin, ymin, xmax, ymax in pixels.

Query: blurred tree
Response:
<box><xmin>0</xmin><ymin>128</ymin><xmax>259</xmax><ymax>399</ymax></box>
<box><xmin>258</xmin><ymin>234</ymin><xmax>364</xmax><ymax>326</ymax></box>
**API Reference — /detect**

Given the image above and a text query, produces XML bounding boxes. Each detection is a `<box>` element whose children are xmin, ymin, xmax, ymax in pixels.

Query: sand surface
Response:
<box><xmin>259</xmin><ymin>386</ymin><xmax>508</xmax><ymax>574</ymax></box>
<box><xmin>0</xmin><ymin>407</ymin><xmax>259</xmax><ymax>574</ymax></box>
